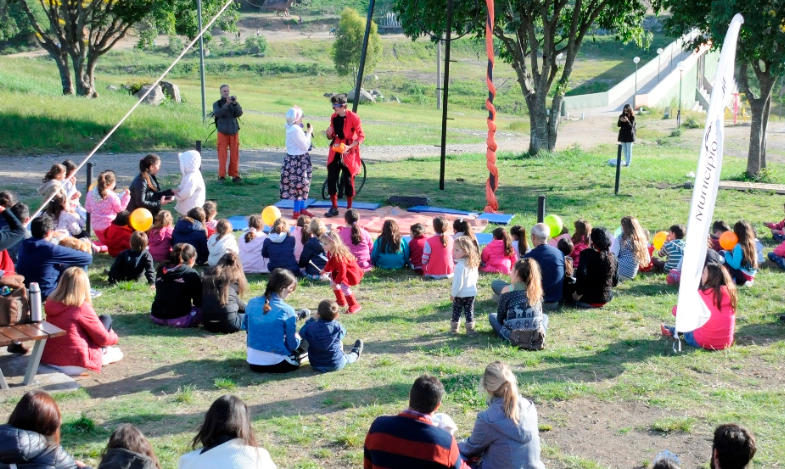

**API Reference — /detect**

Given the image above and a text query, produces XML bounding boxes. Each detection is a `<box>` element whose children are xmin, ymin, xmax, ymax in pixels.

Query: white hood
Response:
<box><xmin>207</xmin><ymin>233</ymin><xmax>239</xmax><ymax>267</ymax></box>
<box><xmin>175</xmin><ymin>150</ymin><xmax>206</xmax><ymax>216</ymax></box>
<box><xmin>239</xmin><ymin>229</ymin><xmax>269</xmax><ymax>273</ymax></box>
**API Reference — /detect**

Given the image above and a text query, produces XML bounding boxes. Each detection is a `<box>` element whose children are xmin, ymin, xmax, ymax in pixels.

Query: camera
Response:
<box><xmin>230</xmin><ymin>95</ymin><xmax>237</xmax><ymax>102</ymax></box>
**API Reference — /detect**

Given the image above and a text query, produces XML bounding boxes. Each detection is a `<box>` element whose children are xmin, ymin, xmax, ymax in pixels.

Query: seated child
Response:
<box><xmin>710</xmin><ymin>220</ymin><xmax>730</xmax><ymax>252</ymax></box>
<box><xmin>481</xmin><ymin>227</ymin><xmax>517</xmax><ymax>274</ymax></box>
<box><xmin>613</xmin><ymin>216</ymin><xmax>650</xmax><ymax>282</ymax></box>
<box><xmin>203</xmin><ymin>200</ymin><xmax>218</xmax><ymax>238</ymax></box>
<box><xmin>422</xmin><ymin>217</ymin><xmax>454</xmax><ymax>279</ymax></box>
<box><xmin>104</xmin><ymin>211</ymin><xmax>134</xmax><ymax>258</ymax></box>
<box><xmin>652</xmin><ymin>224</ymin><xmax>686</xmax><ymax>274</ymax></box>
<box><xmin>452</xmin><ymin>218</ymin><xmax>479</xmax><ymax>253</ymax></box>
<box><xmin>38</xmin><ymin>163</ymin><xmax>68</xmax><ymax>202</ymax></box>
<box><xmin>148</xmin><ymin>211</ymin><xmax>174</xmax><ymax>264</ymax></box>
<box><xmin>570</xmin><ymin>219</ymin><xmax>591</xmax><ymax>269</ymax></box>
<box><xmin>669</xmin><ymin>236</ymin><xmax>723</xmax><ymax>285</ymax></box>
<box><xmin>239</xmin><ymin>215</ymin><xmax>268</xmax><ymax>274</ymax></box>
<box><xmin>61</xmin><ymin>159</ymin><xmax>86</xmax><ymax>223</ymax></box>
<box><xmin>262</xmin><ymin>218</ymin><xmax>300</xmax><ymax>276</ymax></box>
<box><xmin>150</xmin><ymin>243</ymin><xmax>202</xmax><ymax>328</ymax></box>
<box><xmin>489</xmin><ymin>258</ymin><xmax>549</xmax><ymax>341</ymax></box>
<box><xmin>547</xmin><ymin>226</ymin><xmax>571</xmax><ymax>248</ymax></box>
<box><xmin>98</xmin><ymin>424</ymin><xmax>160</xmax><ymax>469</ymax></box>
<box><xmin>202</xmin><ymin>252</ymin><xmax>248</xmax><ymax>334</ymax></box>
<box><xmin>172</xmin><ymin>207</ymin><xmax>209</xmax><ymax>265</ymax></box>
<box><xmin>293</xmin><ymin>215</ymin><xmax>311</xmax><ymax>262</ymax></box>
<box><xmin>299</xmin><ymin>218</ymin><xmax>328</xmax><ymax>280</ymax></box>
<box><xmin>84</xmin><ymin>170</ymin><xmax>129</xmax><ymax>252</ymax></box>
<box><xmin>173</xmin><ymin>150</ymin><xmax>206</xmax><ymax>217</ymax></box>
<box><xmin>764</xmin><ymin>204</ymin><xmax>785</xmax><ymax>243</ymax></box>
<box><xmin>46</xmin><ymin>195</ymin><xmax>87</xmax><ymax>241</ymax></box>
<box><xmin>722</xmin><ymin>220</ymin><xmax>758</xmax><ymax>287</ymax></box>
<box><xmin>557</xmin><ymin>237</ymin><xmax>576</xmax><ymax>301</ymax></box>
<box><xmin>108</xmin><ymin>231</ymin><xmax>155</xmax><ymax>285</ymax></box>
<box><xmin>299</xmin><ymin>299</ymin><xmax>364</xmax><ymax>373</ymax></box>
<box><xmin>408</xmin><ymin>223</ymin><xmax>427</xmax><ymax>274</ymax></box>
<box><xmin>510</xmin><ymin>225</ymin><xmax>528</xmax><ymax>259</ymax></box>
<box><xmin>339</xmin><ymin>209</ymin><xmax>373</xmax><ymax>272</ymax></box>
<box><xmin>372</xmin><ymin>219</ymin><xmax>410</xmax><ymax>270</ymax></box>
<box><xmin>207</xmin><ymin>219</ymin><xmax>238</xmax><ymax>267</ymax></box>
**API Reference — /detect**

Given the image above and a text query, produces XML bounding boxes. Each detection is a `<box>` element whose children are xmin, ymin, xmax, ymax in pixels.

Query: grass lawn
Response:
<box><xmin>2</xmin><ymin>139</ymin><xmax>784</xmax><ymax>469</ymax></box>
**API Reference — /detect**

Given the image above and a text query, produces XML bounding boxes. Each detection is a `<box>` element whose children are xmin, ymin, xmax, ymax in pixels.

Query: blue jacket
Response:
<box><xmin>17</xmin><ymin>238</ymin><xmax>93</xmax><ymax>299</ymax></box>
<box><xmin>459</xmin><ymin>396</ymin><xmax>545</xmax><ymax>469</ymax></box>
<box><xmin>299</xmin><ymin>318</ymin><xmax>346</xmax><ymax>371</ymax></box>
<box><xmin>524</xmin><ymin>244</ymin><xmax>565</xmax><ymax>303</ymax></box>
<box><xmin>371</xmin><ymin>237</ymin><xmax>410</xmax><ymax>269</ymax></box>
<box><xmin>262</xmin><ymin>232</ymin><xmax>300</xmax><ymax>275</ymax></box>
<box><xmin>242</xmin><ymin>294</ymin><xmax>300</xmax><ymax>355</ymax></box>
<box><xmin>299</xmin><ymin>237</ymin><xmax>327</xmax><ymax>276</ymax></box>
<box><xmin>172</xmin><ymin>218</ymin><xmax>208</xmax><ymax>265</ymax></box>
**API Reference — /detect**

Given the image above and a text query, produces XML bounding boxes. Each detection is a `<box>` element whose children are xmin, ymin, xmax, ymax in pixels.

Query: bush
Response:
<box><xmin>124</xmin><ymin>81</ymin><xmax>152</xmax><ymax>95</ymax></box>
<box><xmin>167</xmin><ymin>35</ymin><xmax>184</xmax><ymax>56</ymax></box>
<box><xmin>684</xmin><ymin>117</ymin><xmax>700</xmax><ymax>129</ymax></box>
<box><xmin>244</xmin><ymin>36</ymin><xmax>268</xmax><ymax>56</ymax></box>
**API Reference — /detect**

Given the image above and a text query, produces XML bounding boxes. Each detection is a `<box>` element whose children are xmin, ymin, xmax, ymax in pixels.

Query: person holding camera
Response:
<box><xmin>324</xmin><ymin>94</ymin><xmax>364</xmax><ymax>218</ymax></box>
<box><xmin>213</xmin><ymin>84</ymin><xmax>244</xmax><ymax>183</ymax></box>
<box><xmin>280</xmin><ymin>106</ymin><xmax>314</xmax><ymax>219</ymax></box>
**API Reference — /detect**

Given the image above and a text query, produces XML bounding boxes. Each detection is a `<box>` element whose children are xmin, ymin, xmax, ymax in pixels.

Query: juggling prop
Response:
<box><xmin>483</xmin><ymin>0</ymin><xmax>499</xmax><ymax>213</ymax></box>
<box><xmin>129</xmin><ymin>208</ymin><xmax>153</xmax><ymax>232</ymax></box>
<box><xmin>652</xmin><ymin>231</ymin><xmax>668</xmax><ymax>251</ymax></box>
<box><xmin>543</xmin><ymin>214</ymin><xmax>563</xmax><ymax>238</ymax></box>
<box><xmin>262</xmin><ymin>206</ymin><xmax>281</xmax><ymax>227</ymax></box>
<box><xmin>719</xmin><ymin>231</ymin><xmax>739</xmax><ymax>250</ymax></box>
<box><xmin>332</xmin><ymin>143</ymin><xmax>347</xmax><ymax>154</ymax></box>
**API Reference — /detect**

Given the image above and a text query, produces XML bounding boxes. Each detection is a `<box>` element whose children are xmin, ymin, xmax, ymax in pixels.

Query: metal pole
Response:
<box><xmin>614</xmin><ymin>144</ymin><xmax>622</xmax><ymax>195</ymax></box>
<box><xmin>439</xmin><ymin>0</ymin><xmax>454</xmax><ymax>191</ymax></box>
<box><xmin>85</xmin><ymin>163</ymin><xmax>94</xmax><ymax>235</ymax></box>
<box><xmin>678</xmin><ymin>70</ymin><xmax>683</xmax><ymax>128</ymax></box>
<box><xmin>351</xmin><ymin>0</ymin><xmax>377</xmax><ymax>113</ymax></box>
<box><xmin>197</xmin><ymin>0</ymin><xmax>207</xmax><ymax>122</ymax></box>
<box><xmin>634</xmin><ymin>63</ymin><xmax>638</xmax><ymax>109</ymax></box>
<box><xmin>536</xmin><ymin>195</ymin><xmax>546</xmax><ymax>223</ymax></box>
<box><xmin>436</xmin><ymin>36</ymin><xmax>442</xmax><ymax>110</ymax></box>
<box><xmin>196</xmin><ymin>140</ymin><xmax>202</xmax><ymax>153</ymax></box>
<box><xmin>657</xmin><ymin>55</ymin><xmax>661</xmax><ymax>84</ymax></box>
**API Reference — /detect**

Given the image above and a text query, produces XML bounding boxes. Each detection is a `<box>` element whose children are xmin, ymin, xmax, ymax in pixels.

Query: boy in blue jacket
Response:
<box><xmin>299</xmin><ymin>300</ymin><xmax>363</xmax><ymax>373</ymax></box>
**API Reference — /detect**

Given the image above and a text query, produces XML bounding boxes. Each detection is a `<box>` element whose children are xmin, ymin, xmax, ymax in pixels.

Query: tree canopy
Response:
<box><xmin>331</xmin><ymin>7</ymin><xmax>383</xmax><ymax>87</ymax></box>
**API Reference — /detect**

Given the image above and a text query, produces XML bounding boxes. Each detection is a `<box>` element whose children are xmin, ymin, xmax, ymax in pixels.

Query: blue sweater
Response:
<box><xmin>242</xmin><ymin>294</ymin><xmax>300</xmax><ymax>356</ymax></box>
<box><xmin>371</xmin><ymin>237</ymin><xmax>410</xmax><ymax>269</ymax></box>
<box><xmin>299</xmin><ymin>237</ymin><xmax>327</xmax><ymax>276</ymax></box>
<box><xmin>299</xmin><ymin>318</ymin><xmax>347</xmax><ymax>371</ymax></box>
<box><xmin>262</xmin><ymin>233</ymin><xmax>300</xmax><ymax>275</ymax></box>
<box><xmin>17</xmin><ymin>238</ymin><xmax>93</xmax><ymax>299</ymax></box>
<box><xmin>172</xmin><ymin>218</ymin><xmax>208</xmax><ymax>265</ymax></box>
<box><xmin>524</xmin><ymin>244</ymin><xmax>565</xmax><ymax>303</ymax></box>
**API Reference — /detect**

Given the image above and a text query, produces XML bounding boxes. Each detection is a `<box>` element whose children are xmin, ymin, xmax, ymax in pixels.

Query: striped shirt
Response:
<box><xmin>659</xmin><ymin>239</ymin><xmax>685</xmax><ymax>272</ymax></box>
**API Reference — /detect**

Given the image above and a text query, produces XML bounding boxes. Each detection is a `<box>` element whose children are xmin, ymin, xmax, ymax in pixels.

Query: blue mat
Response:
<box><xmin>274</xmin><ymin>199</ymin><xmax>316</xmax><ymax>209</ymax></box>
<box><xmin>407</xmin><ymin>206</ymin><xmax>480</xmax><ymax>217</ymax></box>
<box><xmin>227</xmin><ymin>215</ymin><xmax>249</xmax><ymax>231</ymax></box>
<box><xmin>309</xmin><ymin>200</ymin><xmax>381</xmax><ymax>210</ymax></box>
<box><xmin>478</xmin><ymin>213</ymin><xmax>514</xmax><ymax>224</ymax></box>
<box><xmin>403</xmin><ymin>232</ymin><xmax>494</xmax><ymax>246</ymax></box>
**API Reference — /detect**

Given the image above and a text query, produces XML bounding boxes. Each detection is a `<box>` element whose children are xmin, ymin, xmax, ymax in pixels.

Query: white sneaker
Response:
<box><xmin>90</xmin><ymin>288</ymin><xmax>102</xmax><ymax>298</ymax></box>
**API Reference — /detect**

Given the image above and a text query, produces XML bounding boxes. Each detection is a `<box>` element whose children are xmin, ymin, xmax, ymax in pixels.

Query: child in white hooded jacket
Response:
<box><xmin>174</xmin><ymin>150</ymin><xmax>206</xmax><ymax>217</ymax></box>
<box><xmin>207</xmin><ymin>219</ymin><xmax>239</xmax><ymax>267</ymax></box>
<box><xmin>239</xmin><ymin>215</ymin><xmax>269</xmax><ymax>273</ymax></box>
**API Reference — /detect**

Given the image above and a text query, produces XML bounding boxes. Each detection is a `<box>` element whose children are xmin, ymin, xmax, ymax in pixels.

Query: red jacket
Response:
<box><xmin>0</xmin><ymin>250</ymin><xmax>14</xmax><ymax>275</ymax></box>
<box><xmin>104</xmin><ymin>224</ymin><xmax>134</xmax><ymax>258</ymax></box>
<box><xmin>41</xmin><ymin>300</ymin><xmax>118</xmax><ymax>372</ymax></box>
<box><xmin>326</xmin><ymin>110</ymin><xmax>364</xmax><ymax>176</ymax></box>
<box><xmin>324</xmin><ymin>253</ymin><xmax>363</xmax><ymax>286</ymax></box>
<box><xmin>409</xmin><ymin>235</ymin><xmax>426</xmax><ymax>270</ymax></box>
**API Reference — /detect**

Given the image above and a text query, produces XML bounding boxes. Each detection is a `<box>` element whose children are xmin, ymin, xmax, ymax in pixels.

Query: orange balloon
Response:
<box><xmin>719</xmin><ymin>231</ymin><xmax>739</xmax><ymax>250</ymax></box>
<box><xmin>332</xmin><ymin>143</ymin><xmax>347</xmax><ymax>154</ymax></box>
<box><xmin>652</xmin><ymin>231</ymin><xmax>668</xmax><ymax>250</ymax></box>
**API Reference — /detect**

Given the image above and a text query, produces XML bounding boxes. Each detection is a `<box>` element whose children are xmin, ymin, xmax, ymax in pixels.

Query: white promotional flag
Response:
<box><xmin>675</xmin><ymin>13</ymin><xmax>744</xmax><ymax>333</ymax></box>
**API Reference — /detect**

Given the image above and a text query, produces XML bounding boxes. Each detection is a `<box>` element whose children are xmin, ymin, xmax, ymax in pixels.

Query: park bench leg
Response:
<box><xmin>23</xmin><ymin>339</ymin><xmax>46</xmax><ymax>386</ymax></box>
<box><xmin>0</xmin><ymin>368</ymin><xmax>7</xmax><ymax>390</ymax></box>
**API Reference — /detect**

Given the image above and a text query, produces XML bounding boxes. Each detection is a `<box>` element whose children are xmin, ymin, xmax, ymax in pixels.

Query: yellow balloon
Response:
<box><xmin>130</xmin><ymin>208</ymin><xmax>153</xmax><ymax>232</ymax></box>
<box><xmin>652</xmin><ymin>231</ymin><xmax>668</xmax><ymax>251</ymax></box>
<box><xmin>262</xmin><ymin>206</ymin><xmax>281</xmax><ymax>227</ymax></box>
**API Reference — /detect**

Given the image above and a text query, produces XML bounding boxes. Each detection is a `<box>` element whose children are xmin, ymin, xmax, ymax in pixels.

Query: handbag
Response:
<box><xmin>0</xmin><ymin>283</ymin><xmax>30</xmax><ymax>327</ymax></box>
<box><xmin>509</xmin><ymin>325</ymin><xmax>546</xmax><ymax>351</ymax></box>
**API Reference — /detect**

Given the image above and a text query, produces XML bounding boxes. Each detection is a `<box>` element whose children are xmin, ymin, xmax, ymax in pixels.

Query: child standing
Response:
<box><xmin>613</xmin><ymin>216</ymin><xmax>650</xmax><ymax>282</ymax></box>
<box><xmin>481</xmin><ymin>227</ymin><xmax>518</xmax><ymax>274</ymax></box>
<box><xmin>571</xmin><ymin>219</ymin><xmax>591</xmax><ymax>268</ymax></box>
<box><xmin>202</xmin><ymin>252</ymin><xmax>248</xmax><ymax>334</ymax></box>
<box><xmin>203</xmin><ymin>201</ymin><xmax>218</xmax><ymax>238</ymax></box>
<box><xmin>104</xmin><ymin>211</ymin><xmax>135</xmax><ymax>258</ymax></box>
<box><xmin>451</xmin><ymin>237</ymin><xmax>480</xmax><ymax>336</ymax></box>
<box><xmin>408</xmin><ymin>223</ymin><xmax>427</xmax><ymax>274</ymax></box>
<box><xmin>293</xmin><ymin>215</ymin><xmax>311</xmax><ymax>262</ymax></box>
<box><xmin>723</xmin><ymin>220</ymin><xmax>758</xmax><ymax>287</ymax></box>
<box><xmin>422</xmin><ymin>217</ymin><xmax>454</xmax><ymax>279</ymax></box>
<box><xmin>263</xmin><ymin>218</ymin><xmax>300</xmax><ymax>275</ymax></box>
<box><xmin>299</xmin><ymin>218</ymin><xmax>328</xmax><ymax>280</ymax></box>
<box><xmin>320</xmin><ymin>232</ymin><xmax>364</xmax><ymax>313</ymax></box>
<box><xmin>453</xmin><ymin>218</ymin><xmax>480</xmax><ymax>252</ymax></box>
<box><xmin>652</xmin><ymin>224</ymin><xmax>686</xmax><ymax>274</ymax></box>
<box><xmin>108</xmin><ymin>231</ymin><xmax>155</xmax><ymax>285</ymax></box>
<box><xmin>85</xmin><ymin>170</ymin><xmax>130</xmax><ymax>250</ymax></box>
<box><xmin>173</xmin><ymin>150</ymin><xmax>206</xmax><ymax>217</ymax></box>
<box><xmin>372</xmin><ymin>219</ymin><xmax>410</xmax><ymax>269</ymax></box>
<box><xmin>150</xmin><ymin>243</ymin><xmax>202</xmax><ymax>327</ymax></box>
<box><xmin>207</xmin><ymin>219</ymin><xmax>238</xmax><ymax>267</ymax></box>
<box><xmin>510</xmin><ymin>225</ymin><xmax>528</xmax><ymax>258</ymax></box>
<box><xmin>147</xmin><ymin>211</ymin><xmax>174</xmax><ymax>264</ymax></box>
<box><xmin>238</xmin><ymin>215</ymin><xmax>268</xmax><ymax>274</ymax></box>
<box><xmin>172</xmin><ymin>207</ymin><xmax>209</xmax><ymax>265</ymax></box>
<box><xmin>299</xmin><ymin>300</ymin><xmax>364</xmax><ymax>373</ymax></box>
<box><xmin>338</xmin><ymin>209</ymin><xmax>372</xmax><ymax>271</ymax></box>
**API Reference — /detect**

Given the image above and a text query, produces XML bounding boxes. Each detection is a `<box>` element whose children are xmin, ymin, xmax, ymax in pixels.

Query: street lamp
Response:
<box><xmin>633</xmin><ymin>56</ymin><xmax>640</xmax><ymax>109</ymax></box>
<box><xmin>677</xmin><ymin>60</ymin><xmax>686</xmax><ymax>128</ymax></box>
<box><xmin>656</xmin><ymin>48</ymin><xmax>664</xmax><ymax>84</ymax></box>
<box><xmin>556</xmin><ymin>52</ymin><xmax>564</xmax><ymax>68</ymax></box>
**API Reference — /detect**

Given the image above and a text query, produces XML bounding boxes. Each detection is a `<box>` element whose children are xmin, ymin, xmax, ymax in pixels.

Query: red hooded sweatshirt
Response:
<box><xmin>41</xmin><ymin>300</ymin><xmax>118</xmax><ymax>372</ymax></box>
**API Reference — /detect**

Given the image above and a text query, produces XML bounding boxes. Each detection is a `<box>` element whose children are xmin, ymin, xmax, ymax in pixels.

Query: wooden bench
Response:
<box><xmin>0</xmin><ymin>321</ymin><xmax>66</xmax><ymax>389</ymax></box>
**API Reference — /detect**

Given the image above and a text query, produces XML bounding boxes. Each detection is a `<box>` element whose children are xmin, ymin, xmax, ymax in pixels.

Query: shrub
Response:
<box><xmin>244</xmin><ymin>36</ymin><xmax>268</xmax><ymax>56</ymax></box>
<box><xmin>684</xmin><ymin>117</ymin><xmax>701</xmax><ymax>129</ymax></box>
<box><xmin>167</xmin><ymin>35</ymin><xmax>184</xmax><ymax>56</ymax></box>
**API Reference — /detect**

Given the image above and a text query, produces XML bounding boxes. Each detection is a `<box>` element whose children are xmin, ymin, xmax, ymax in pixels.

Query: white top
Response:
<box><xmin>451</xmin><ymin>258</ymin><xmax>478</xmax><ymax>298</ymax></box>
<box><xmin>285</xmin><ymin>125</ymin><xmax>311</xmax><ymax>156</ymax></box>
<box><xmin>239</xmin><ymin>230</ymin><xmax>269</xmax><ymax>273</ymax></box>
<box><xmin>247</xmin><ymin>347</ymin><xmax>288</xmax><ymax>366</ymax></box>
<box><xmin>207</xmin><ymin>233</ymin><xmax>240</xmax><ymax>266</ymax></box>
<box><xmin>175</xmin><ymin>150</ymin><xmax>206</xmax><ymax>216</ymax></box>
<box><xmin>178</xmin><ymin>439</ymin><xmax>276</xmax><ymax>469</ymax></box>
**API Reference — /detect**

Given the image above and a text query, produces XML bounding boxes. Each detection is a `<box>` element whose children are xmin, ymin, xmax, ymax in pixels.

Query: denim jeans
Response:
<box><xmin>664</xmin><ymin>326</ymin><xmax>699</xmax><ymax>348</ymax></box>
<box><xmin>312</xmin><ymin>351</ymin><xmax>359</xmax><ymax>373</ymax></box>
<box><xmin>621</xmin><ymin>142</ymin><xmax>633</xmax><ymax>166</ymax></box>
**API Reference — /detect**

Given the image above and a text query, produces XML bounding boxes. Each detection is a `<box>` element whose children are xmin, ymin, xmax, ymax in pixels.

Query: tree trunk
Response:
<box><xmin>740</xmin><ymin>61</ymin><xmax>775</xmax><ymax>178</ymax></box>
<box><xmin>527</xmin><ymin>93</ymin><xmax>550</xmax><ymax>155</ymax></box>
<box><xmin>72</xmin><ymin>52</ymin><xmax>97</xmax><ymax>98</ymax></box>
<box><xmin>746</xmin><ymin>98</ymin><xmax>766</xmax><ymax>176</ymax></box>
<box><xmin>52</xmin><ymin>50</ymin><xmax>75</xmax><ymax>95</ymax></box>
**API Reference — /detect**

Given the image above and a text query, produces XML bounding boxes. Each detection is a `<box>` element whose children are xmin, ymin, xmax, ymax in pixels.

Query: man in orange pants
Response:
<box><xmin>212</xmin><ymin>84</ymin><xmax>243</xmax><ymax>183</ymax></box>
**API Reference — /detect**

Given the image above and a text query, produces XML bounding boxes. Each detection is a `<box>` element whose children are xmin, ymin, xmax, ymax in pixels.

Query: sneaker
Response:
<box><xmin>232</xmin><ymin>176</ymin><xmax>242</xmax><ymax>183</ymax></box>
<box><xmin>293</xmin><ymin>211</ymin><xmax>301</xmax><ymax>219</ymax></box>
<box><xmin>296</xmin><ymin>308</ymin><xmax>310</xmax><ymax>320</ymax></box>
<box><xmin>300</xmin><ymin>208</ymin><xmax>315</xmax><ymax>217</ymax></box>
<box><xmin>90</xmin><ymin>288</ymin><xmax>102</xmax><ymax>299</ymax></box>
<box><xmin>660</xmin><ymin>323</ymin><xmax>673</xmax><ymax>337</ymax></box>
<box><xmin>7</xmin><ymin>342</ymin><xmax>29</xmax><ymax>354</ymax></box>
<box><xmin>325</xmin><ymin>207</ymin><xmax>340</xmax><ymax>218</ymax></box>
<box><xmin>351</xmin><ymin>339</ymin><xmax>364</xmax><ymax>357</ymax></box>
<box><xmin>218</xmin><ymin>177</ymin><xmax>226</xmax><ymax>182</ymax></box>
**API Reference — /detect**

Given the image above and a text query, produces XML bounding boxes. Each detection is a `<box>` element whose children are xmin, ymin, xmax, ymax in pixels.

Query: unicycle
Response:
<box><xmin>322</xmin><ymin>159</ymin><xmax>367</xmax><ymax>200</ymax></box>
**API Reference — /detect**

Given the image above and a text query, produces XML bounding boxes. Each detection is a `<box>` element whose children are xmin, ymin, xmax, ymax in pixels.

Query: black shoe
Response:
<box><xmin>7</xmin><ymin>342</ymin><xmax>29</xmax><ymax>354</ymax></box>
<box><xmin>218</xmin><ymin>177</ymin><xmax>226</xmax><ymax>182</ymax></box>
<box><xmin>351</xmin><ymin>339</ymin><xmax>364</xmax><ymax>357</ymax></box>
<box><xmin>296</xmin><ymin>308</ymin><xmax>310</xmax><ymax>320</ymax></box>
<box><xmin>779</xmin><ymin>315</ymin><xmax>785</xmax><ymax>322</ymax></box>
<box><xmin>232</xmin><ymin>176</ymin><xmax>242</xmax><ymax>183</ymax></box>
<box><xmin>325</xmin><ymin>207</ymin><xmax>339</xmax><ymax>218</ymax></box>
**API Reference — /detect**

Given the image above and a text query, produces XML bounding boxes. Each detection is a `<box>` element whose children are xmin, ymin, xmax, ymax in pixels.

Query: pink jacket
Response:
<box><xmin>481</xmin><ymin>239</ymin><xmax>518</xmax><ymax>274</ymax></box>
<box><xmin>148</xmin><ymin>226</ymin><xmax>174</xmax><ymax>263</ymax></box>
<box><xmin>293</xmin><ymin>226</ymin><xmax>306</xmax><ymax>262</ymax></box>
<box><xmin>338</xmin><ymin>225</ymin><xmax>373</xmax><ymax>271</ymax></box>
<box><xmin>423</xmin><ymin>234</ymin><xmax>454</xmax><ymax>277</ymax></box>
<box><xmin>84</xmin><ymin>188</ymin><xmax>130</xmax><ymax>232</ymax></box>
<box><xmin>672</xmin><ymin>287</ymin><xmax>735</xmax><ymax>350</ymax></box>
<box><xmin>571</xmin><ymin>237</ymin><xmax>589</xmax><ymax>268</ymax></box>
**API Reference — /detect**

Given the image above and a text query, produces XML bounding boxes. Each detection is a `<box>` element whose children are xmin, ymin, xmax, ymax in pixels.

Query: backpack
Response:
<box><xmin>509</xmin><ymin>325</ymin><xmax>546</xmax><ymax>351</ymax></box>
<box><xmin>0</xmin><ymin>275</ymin><xmax>30</xmax><ymax>326</ymax></box>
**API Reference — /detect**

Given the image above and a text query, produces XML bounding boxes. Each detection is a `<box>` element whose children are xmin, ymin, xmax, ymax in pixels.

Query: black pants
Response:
<box><xmin>249</xmin><ymin>360</ymin><xmax>299</xmax><ymax>373</ymax></box>
<box><xmin>203</xmin><ymin>312</ymin><xmax>245</xmax><ymax>334</ymax></box>
<box><xmin>452</xmin><ymin>296</ymin><xmax>475</xmax><ymax>322</ymax></box>
<box><xmin>98</xmin><ymin>314</ymin><xmax>112</xmax><ymax>332</ymax></box>
<box><xmin>326</xmin><ymin>159</ymin><xmax>355</xmax><ymax>198</ymax></box>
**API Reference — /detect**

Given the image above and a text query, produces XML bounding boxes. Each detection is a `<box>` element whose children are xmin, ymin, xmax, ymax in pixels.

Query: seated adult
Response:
<box><xmin>572</xmin><ymin>227</ymin><xmax>618</xmax><ymax>308</ymax></box>
<box><xmin>709</xmin><ymin>423</ymin><xmax>756</xmax><ymax>469</ymax></box>
<box><xmin>127</xmin><ymin>153</ymin><xmax>175</xmax><ymax>218</ymax></box>
<box><xmin>2</xmin><ymin>202</ymin><xmax>30</xmax><ymax>271</ymax></box>
<box><xmin>459</xmin><ymin>362</ymin><xmax>545</xmax><ymax>469</ymax></box>
<box><xmin>17</xmin><ymin>214</ymin><xmax>93</xmax><ymax>300</ymax></box>
<box><xmin>0</xmin><ymin>200</ymin><xmax>26</xmax><ymax>255</ymax></box>
<box><xmin>178</xmin><ymin>395</ymin><xmax>276</xmax><ymax>469</ymax></box>
<box><xmin>0</xmin><ymin>390</ymin><xmax>87</xmax><ymax>469</ymax></box>
<box><xmin>41</xmin><ymin>267</ymin><xmax>123</xmax><ymax>376</ymax></box>
<box><xmin>364</xmin><ymin>374</ymin><xmax>467</xmax><ymax>469</ymax></box>
<box><xmin>489</xmin><ymin>258</ymin><xmax>548</xmax><ymax>341</ymax></box>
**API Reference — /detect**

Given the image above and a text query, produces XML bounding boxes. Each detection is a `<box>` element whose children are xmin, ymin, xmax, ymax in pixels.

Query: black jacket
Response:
<box><xmin>0</xmin><ymin>424</ymin><xmax>81</xmax><ymax>469</ymax></box>
<box><xmin>108</xmin><ymin>249</ymin><xmax>156</xmax><ymax>284</ymax></box>
<box><xmin>575</xmin><ymin>248</ymin><xmax>618</xmax><ymax>305</ymax></box>
<box><xmin>172</xmin><ymin>219</ymin><xmax>209</xmax><ymax>266</ymax></box>
<box><xmin>212</xmin><ymin>98</ymin><xmax>243</xmax><ymax>135</ymax></box>
<box><xmin>97</xmin><ymin>448</ymin><xmax>157</xmax><ymax>469</ymax></box>
<box><xmin>617</xmin><ymin>114</ymin><xmax>636</xmax><ymax>143</ymax></box>
<box><xmin>151</xmin><ymin>263</ymin><xmax>202</xmax><ymax>320</ymax></box>
<box><xmin>127</xmin><ymin>173</ymin><xmax>173</xmax><ymax>218</ymax></box>
<box><xmin>299</xmin><ymin>237</ymin><xmax>327</xmax><ymax>276</ymax></box>
<box><xmin>0</xmin><ymin>209</ymin><xmax>26</xmax><ymax>252</ymax></box>
<box><xmin>201</xmin><ymin>278</ymin><xmax>246</xmax><ymax>318</ymax></box>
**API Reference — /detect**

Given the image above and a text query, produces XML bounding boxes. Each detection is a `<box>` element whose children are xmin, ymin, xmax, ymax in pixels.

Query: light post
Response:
<box><xmin>633</xmin><ymin>56</ymin><xmax>640</xmax><ymax>109</ymax></box>
<box><xmin>677</xmin><ymin>61</ymin><xmax>686</xmax><ymax>128</ymax></box>
<box><xmin>197</xmin><ymin>0</ymin><xmax>206</xmax><ymax>122</ymax></box>
<box><xmin>656</xmin><ymin>48</ymin><xmax>663</xmax><ymax>84</ymax></box>
<box><xmin>556</xmin><ymin>52</ymin><xmax>564</xmax><ymax>68</ymax></box>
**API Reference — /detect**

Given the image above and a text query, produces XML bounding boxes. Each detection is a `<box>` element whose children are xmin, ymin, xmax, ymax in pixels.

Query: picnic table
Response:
<box><xmin>0</xmin><ymin>321</ymin><xmax>65</xmax><ymax>389</ymax></box>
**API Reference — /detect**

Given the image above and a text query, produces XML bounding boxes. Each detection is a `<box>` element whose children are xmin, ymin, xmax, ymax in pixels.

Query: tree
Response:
<box><xmin>331</xmin><ymin>7</ymin><xmax>383</xmax><ymax>88</ymax></box>
<box><xmin>393</xmin><ymin>0</ymin><xmax>649</xmax><ymax>155</ymax></box>
<box><xmin>660</xmin><ymin>1</ymin><xmax>785</xmax><ymax>178</ymax></box>
<box><xmin>13</xmin><ymin>0</ymin><xmax>237</xmax><ymax>97</ymax></box>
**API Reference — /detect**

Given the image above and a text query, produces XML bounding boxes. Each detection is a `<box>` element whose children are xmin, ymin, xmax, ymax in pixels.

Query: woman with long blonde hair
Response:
<box><xmin>614</xmin><ymin>216</ymin><xmax>650</xmax><ymax>281</ymax></box>
<box><xmin>489</xmin><ymin>258</ymin><xmax>548</xmax><ymax>341</ymax></box>
<box><xmin>459</xmin><ymin>362</ymin><xmax>545</xmax><ymax>469</ymax></box>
